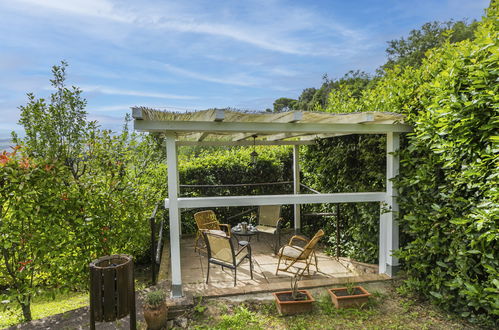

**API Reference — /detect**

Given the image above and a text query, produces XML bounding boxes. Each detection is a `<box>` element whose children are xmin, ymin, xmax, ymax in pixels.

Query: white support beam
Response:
<box><xmin>293</xmin><ymin>145</ymin><xmax>301</xmax><ymax>232</ymax></box>
<box><xmin>176</xmin><ymin>140</ymin><xmax>315</xmax><ymax>147</ymax></box>
<box><xmin>164</xmin><ymin>192</ymin><xmax>385</xmax><ymax>209</ymax></box>
<box><xmin>165</xmin><ymin>133</ymin><xmax>183</xmax><ymax>297</ymax></box>
<box><xmin>379</xmin><ymin>132</ymin><xmax>400</xmax><ymax>277</ymax></box>
<box><xmin>135</xmin><ymin>120</ymin><xmax>412</xmax><ymax>135</ymax></box>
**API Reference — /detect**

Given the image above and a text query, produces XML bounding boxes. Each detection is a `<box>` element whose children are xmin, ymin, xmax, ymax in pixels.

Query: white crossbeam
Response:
<box><xmin>164</xmin><ymin>192</ymin><xmax>385</xmax><ymax>209</ymax></box>
<box><xmin>176</xmin><ymin>140</ymin><xmax>315</xmax><ymax>146</ymax></box>
<box><xmin>135</xmin><ymin>120</ymin><xmax>412</xmax><ymax>134</ymax></box>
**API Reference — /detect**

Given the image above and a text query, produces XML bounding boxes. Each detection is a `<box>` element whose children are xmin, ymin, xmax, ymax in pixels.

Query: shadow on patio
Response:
<box><xmin>158</xmin><ymin>233</ymin><xmax>389</xmax><ymax>297</ymax></box>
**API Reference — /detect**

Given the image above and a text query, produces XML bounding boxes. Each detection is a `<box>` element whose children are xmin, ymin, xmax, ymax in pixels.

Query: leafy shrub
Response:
<box><xmin>300</xmin><ymin>135</ymin><xmax>385</xmax><ymax>263</ymax></box>
<box><xmin>177</xmin><ymin>145</ymin><xmax>293</xmax><ymax>232</ymax></box>
<box><xmin>312</xmin><ymin>4</ymin><xmax>498</xmax><ymax>324</ymax></box>
<box><xmin>1</xmin><ymin>63</ymin><xmax>165</xmax><ymax>321</ymax></box>
<box><xmin>144</xmin><ymin>290</ymin><xmax>166</xmax><ymax>308</ymax></box>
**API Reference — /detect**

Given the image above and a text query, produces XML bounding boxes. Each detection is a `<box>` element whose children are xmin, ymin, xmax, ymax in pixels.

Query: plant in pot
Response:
<box><xmin>143</xmin><ymin>290</ymin><xmax>168</xmax><ymax>330</ymax></box>
<box><xmin>328</xmin><ymin>281</ymin><xmax>371</xmax><ymax>309</ymax></box>
<box><xmin>273</xmin><ymin>273</ymin><xmax>315</xmax><ymax>315</ymax></box>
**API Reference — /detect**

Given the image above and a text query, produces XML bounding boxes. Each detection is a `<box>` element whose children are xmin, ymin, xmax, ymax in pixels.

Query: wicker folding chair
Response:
<box><xmin>275</xmin><ymin>229</ymin><xmax>325</xmax><ymax>276</ymax></box>
<box><xmin>194</xmin><ymin>210</ymin><xmax>231</xmax><ymax>253</ymax></box>
<box><xmin>255</xmin><ymin>205</ymin><xmax>283</xmax><ymax>254</ymax></box>
<box><xmin>203</xmin><ymin>231</ymin><xmax>253</xmax><ymax>286</ymax></box>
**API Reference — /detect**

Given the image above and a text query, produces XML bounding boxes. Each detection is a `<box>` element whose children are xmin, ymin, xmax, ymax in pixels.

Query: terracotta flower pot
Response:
<box><xmin>328</xmin><ymin>286</ymin><xmax>370</xmax><ymax>308</ymax></box>
<box><xmin>143</xmin><ymin>303</ymin><xmax>168</xmax><ymax>330</ymax></box>
<box><xmin>273</xmin><ymin>290</ymin><xmax>314</xmax><ymax>315</ymax></box>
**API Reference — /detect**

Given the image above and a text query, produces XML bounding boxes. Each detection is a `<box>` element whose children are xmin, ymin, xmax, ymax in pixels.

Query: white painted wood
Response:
<box><xmin>176</xmin><ymin>140</ymin><xmax>315</xmax><ymax>146</ymax></box>
<box><xmin>164</xmin><ymin>192</ymin><xmax>385</xmax><ymax>209</ymax></box>
<box><xmin>293</xmin><ymin>145</ymin><xmax>301</xmax><ymax>231</ymax></box>
<box><xmin>165</xmin><ymin>133</ymin><xmax>183</xmax><ymax>297</ymax></box>
<box><xmin>131</xmin><ymin>107</ymin><xmax>143</xmax><ymax>120</ymax></box>
<box><xmin>135</xmin><ymin>120</ymin><xmax>413</xmax><ymax>135</ymax></box>
<box><xmin>379</xmin><ymin>132</ymin><xmax>400</xmax><ymax>277</ymax></box>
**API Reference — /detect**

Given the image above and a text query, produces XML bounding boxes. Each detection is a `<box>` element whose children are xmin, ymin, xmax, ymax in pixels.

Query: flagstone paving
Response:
<box><xmin>160</xmin><ymin>234</ymin><xmax>388</xmax><ymax>297</ymax></box>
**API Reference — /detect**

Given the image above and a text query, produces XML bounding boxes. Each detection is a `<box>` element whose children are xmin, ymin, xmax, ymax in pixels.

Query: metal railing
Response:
<box><xmin>149</xmin><ymin>201</ymin><xmax>164</xmax><ymax>284</ymax></box>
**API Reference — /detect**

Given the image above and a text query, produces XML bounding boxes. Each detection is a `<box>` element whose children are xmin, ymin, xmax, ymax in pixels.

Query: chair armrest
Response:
<box><xmin>235</xmin><ymin>244</ymin><xmax>249</xmax><ymax>257</ymax></box>
<box><xmin>219</xmin><ymin>223</ymin><xmax>231</xmax><ymax>237</ymax></box>
<box><xmin>288</xmin><ymin>235</ymin><xmax>309</xmax><ymax>246</ymax></box>
<box><xmin>276</xmin><ymin>218</ymin><xmax>283</xmax><ymax>230</ymax></box>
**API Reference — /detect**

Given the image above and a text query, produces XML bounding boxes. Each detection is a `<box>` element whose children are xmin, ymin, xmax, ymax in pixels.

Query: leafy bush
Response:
<box><xmin>1</xmin><ymin>63</ymin><xmax>164</xmax><ymax>321</ymax></box>
<box><xmin>311</xmin><ymin>4</ymin><xmax>498</xmax><ymax>324</ymax></box>
<box><xmin>144</xmin><ymin>290</ymin><xmax>166</xmax><ymax>308</ymax></box>
<box><xmin>177</xmin><ymin>145</ymin><xmax>293</xmax><ymax>233</ymax></box>
<box><xmin>300</xmin><ymin>135</ymin><xmax>385</xmax><ymax>263</ymax></box>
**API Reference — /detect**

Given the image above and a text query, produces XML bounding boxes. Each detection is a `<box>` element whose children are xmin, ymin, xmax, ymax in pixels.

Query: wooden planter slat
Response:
<box><xmin>116</xmin><ymin>263</ymin><xmax>129</xmax><ymax>318</ymax></box>
<box><xmin>102</xmin><ymin>267</ymin><xmax>116</xmax><ymax>321</ymax></box>
<box><xmin>90</xmin><ymin>267</ymin><xmax>103</xmax><ymax>321</ymax></box>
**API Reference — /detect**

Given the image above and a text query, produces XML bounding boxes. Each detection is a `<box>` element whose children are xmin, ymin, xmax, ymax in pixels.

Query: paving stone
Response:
<box><xmin>159</xmin><ymin>237</ymin><xmax>388</xmax><ymax>298</ymax></box>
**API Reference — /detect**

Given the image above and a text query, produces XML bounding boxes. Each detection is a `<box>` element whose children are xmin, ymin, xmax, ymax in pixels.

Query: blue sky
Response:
<box><xmin>0</xmin><ymin>0</ymin><xmax>489</xmax><ymax>141</ymax></box>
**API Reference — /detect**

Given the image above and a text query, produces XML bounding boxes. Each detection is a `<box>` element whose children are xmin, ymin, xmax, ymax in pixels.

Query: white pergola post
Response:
<box><xmin>379</xmin><ymin>132</ymin><xmax>400</xmax><ymax>276</ymax></box>
<box><xmin>293</xmin><ymin>145</ymin><xmax>301</xmax><ymax>232</ymax></box>
<box><xmin>165</xmin><ymin>133</ymin><xmax>183</xmax><ymax>297</ymax></box>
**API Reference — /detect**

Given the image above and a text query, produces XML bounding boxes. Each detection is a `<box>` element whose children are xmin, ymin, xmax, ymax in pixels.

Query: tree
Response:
<box><xmin>273</xmin><ymin>97</ymin><xmax>297</xmax><ymax>112</ymax></box>
<box><xmin>381</xmin><ymin>20</ymin><xmax>478</xmax><ymax>71</ymax></box>
<box><xmin>294</xmin><ymin>88</ymin><xmax>317</xmax><ymax>111</ymax></box>
<box><xmin>3</xmin><ymin>63</ymin><xmax>161</xmax><ymax>323</ymax></box>
<box><xmin>12</xmin><ymin>61</ymin><xmax>97</xmax><ymax>180</ymax></box>
<box><xmin>0</xmin><ymin>148</ymin><xmax>65</xmax><ymax>321</ymax></box>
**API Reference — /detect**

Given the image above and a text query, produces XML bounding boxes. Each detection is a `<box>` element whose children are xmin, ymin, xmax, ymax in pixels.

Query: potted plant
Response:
<box><xmin>273</xmin><ymin>273</ymin><xmax>315</xmax><ymax>315</ymax></box>
<box><xmin>143</xmin><ymin>290</ymin><xmax>168</xmax><ymax>330</ymax></box>
<box><xmin>328</xmin><ymin>282</ymin><xmax>371</xmax><ymax>309</ymax></box>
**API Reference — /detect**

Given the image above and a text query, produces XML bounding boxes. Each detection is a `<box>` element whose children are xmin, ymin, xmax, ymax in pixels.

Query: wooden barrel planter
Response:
<box><xmin>89</xmin><ymin>254</ymin><xmax>136</xmax><ymax>330</ymax></box>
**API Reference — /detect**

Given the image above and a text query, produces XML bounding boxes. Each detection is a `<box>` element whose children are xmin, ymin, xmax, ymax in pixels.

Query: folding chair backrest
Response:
<box><xmin>205</xmin><ymin>233</ymin><xmax>233</xmax><ymax>264</ymax></box>
<box><xmin>301</xmin><ymin>229</ymin><xmax>324</xmax><ymax>259</ymax></box>
<box><xmin>194</xmin><ymin>210</ymin><xmax>220</xmax><ymax>231</ymax></box>
<box><xmin>258</xmin><ymin>205</ymin><xmax>281</xmax><ymax>227</ymax></box>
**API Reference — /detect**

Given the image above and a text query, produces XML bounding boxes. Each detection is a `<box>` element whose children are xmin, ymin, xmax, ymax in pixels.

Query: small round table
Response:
<box><xmin>231</xmin><ymin>228</ymin><xmax>258</xmax><ymax>246</ymax></box>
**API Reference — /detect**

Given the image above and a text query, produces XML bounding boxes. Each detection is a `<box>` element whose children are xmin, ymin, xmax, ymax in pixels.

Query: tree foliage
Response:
<box><xmin>382</xmin><ymin>20</ymin><xmax>479</xmax><ymax>71</ymax></box>
<box><xmin>1</xmin><ymin>63</ymin><xmax>164</xmax><ymax>321</ymax></box>
<box><xmin>178</xmin><ymin>145</ymin><xmax>294</xmax><ymax>233</ymax></box>
<box><xmin>273</xmin><ymin>97</ymin><xmax>297</xmax><ymax>112</ymax></box>
<box><xmin>305</xmin><ymin>4</ymin><xmax>498</xmax><ymax>325</ymax></box>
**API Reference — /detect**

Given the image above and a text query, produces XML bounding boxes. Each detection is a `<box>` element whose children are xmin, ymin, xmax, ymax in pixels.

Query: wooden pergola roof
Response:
<box><xmin>132</xmin><ymin>107</ymin><xmax>411</xmax><ymax>145</ymax></box>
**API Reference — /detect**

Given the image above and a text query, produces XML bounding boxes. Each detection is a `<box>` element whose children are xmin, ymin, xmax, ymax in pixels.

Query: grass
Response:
<box><xmin>0</xmin><ymin>290</ymin><xmax>88</xmax><ymax>328</ymax></box>
<box><xmin>0</xmin><ymin>280</ymin><xmax>486</xmax><ymax>329</ymax></box>
<box><xmin>0</xmin><ymin>263</ymin><xmax>152</xmax><ymax>328</ymax></box>
<box><xmin>186</xmin><ymin>283</ymin><xmax>481</xmax><ymax>330</ymax></box>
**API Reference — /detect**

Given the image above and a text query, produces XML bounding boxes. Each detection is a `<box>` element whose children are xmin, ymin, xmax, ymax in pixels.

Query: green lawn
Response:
<box><xmin>0</xmin><ymin>291</ymin><xmax>88</xmax><ymax>328</ymax></box>
<box><xmin>187</xmin><ymin>283</ymin><xmax>481</xmax><ymax>330</ymax></box>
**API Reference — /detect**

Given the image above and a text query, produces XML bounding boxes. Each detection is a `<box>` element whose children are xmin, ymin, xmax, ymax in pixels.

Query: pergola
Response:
<box><xmin>132</xmin><ymin>107</ymin><xmax>412</xmax><ymax>297</ymax></box>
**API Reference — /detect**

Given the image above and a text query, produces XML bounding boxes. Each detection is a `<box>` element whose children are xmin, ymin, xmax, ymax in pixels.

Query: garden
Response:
<box><xmin>1</xmin><ymin>2</ymin><xmax>498</xmax><ymax>329</ymax></box>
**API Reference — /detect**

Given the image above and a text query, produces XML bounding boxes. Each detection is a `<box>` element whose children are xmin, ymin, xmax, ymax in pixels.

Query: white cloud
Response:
<box><xmin>90</xmin><ymin>104</ymin><xmax>133</xmax><ymax>112</ymax></box>
<box><xmin>161</xmin><ymin>63</ymin><xmax>265</xmax><ymax>87</ymax></box>
<box><xmin>10</xmin><ymin>0</ymin><xmax>364</xmax><ymax>56</ymax></box>
<box><xmin>269</xmin><ymin>67</ymin><xmax>301</xmax><ymax>77</ymax></box>
<box><xmin>81</xmin><ymin>85</ymin><xmax>198</xmax><ymax>100</ymax></box>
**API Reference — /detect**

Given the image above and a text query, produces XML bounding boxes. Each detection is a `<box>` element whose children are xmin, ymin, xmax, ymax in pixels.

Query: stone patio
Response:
<box><xmin>159</xmin><ymin>234</ymin><xmax>389</xmax><ymax>297</ymax></box>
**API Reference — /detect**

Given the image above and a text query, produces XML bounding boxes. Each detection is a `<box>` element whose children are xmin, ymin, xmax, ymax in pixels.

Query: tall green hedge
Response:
<box><xmin>177</xmin><ymin>146</ymin><xmax>293</xmax><ymax>233</ymax></box>
<box><xmin>319</xmin><ymin>4</ymin><xmax>498</xmax><ymax>324</ymax></box>
<box><xmin>300</xmin><ymin>135</ymin><xmax>385</xmax><ymax>263</ymax></box>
